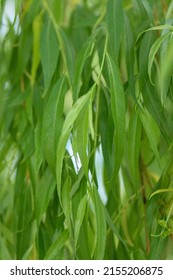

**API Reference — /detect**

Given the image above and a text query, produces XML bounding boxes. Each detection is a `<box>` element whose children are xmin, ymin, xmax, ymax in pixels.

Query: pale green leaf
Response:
<box><xmin>137</xmin><ymin>25</ymin><xmax>173</xmax><ymax>42</ymax></box>
<box><xmin>31</xmin><ymin>13</ymin><xmax>42</xmax><ymax>86</ymax></box>
<box><xmin>44</xmin><ymin>230</ymin><xmax>69</xmax><ymax>260</ymax></box>
<box><xmin>150</xmin><ymin>188</ymin><xmax>173</xmax><ymax>199</ymax></box>
<box><xmin>148</xmin><ymin>32</ymin><xmax>171</xmax><ymax>85</ymax></box>
<box><xmin>56</xmin><ymin>84</ymin><xmax>96</xmax><ymax>200</ymax></box>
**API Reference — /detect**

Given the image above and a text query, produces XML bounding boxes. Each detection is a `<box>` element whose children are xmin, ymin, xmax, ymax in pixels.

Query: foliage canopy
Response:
<box><xmin>0</xmin><ymin>0</ymin><xmax>173</xmax><ymax>260</ymax></box>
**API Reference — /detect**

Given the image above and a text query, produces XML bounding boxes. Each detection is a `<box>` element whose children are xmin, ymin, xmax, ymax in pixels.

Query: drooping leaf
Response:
<box><xmin>42</xmin><ymin>76</ymin><xmax>67</xmax><ymax>173</ymax></box>
<box><xmin>91</xmin><ymin>186</ymin><xmax>106</xmax><ymax>260</ymax></box>
<box><xmin>62</xmin><ymin>177</ymin><xmax>72</xmax><ymax>234</ymax></box>
<box><xmin>44</xmin><ymin>230</ymin><xmax>69</xmax><ymax>260</ymax></box>
<box><xmin>31</xmin><ymin>12</ymin><xmax>42</xmax><ymax>86</ymax></box>
<box><xmin>106</xmin><ymin>53</ymin><xmax>126</xmax><ymax>177</ymax></box>
<box><xmin>127</xmin><ymin>110</ymin><xmax>142</xmax><ymax>190</ymax></box>
<box><xmin>72</xmin><ymin>36</ymin><xmax>95</xmax><ymax>101</ymax></box>
<box><xmin>75</xmin><ymin>103</ymin><xmax>90</xmax><ymax>179</ymax></box>
<box><xmin>150</xmin><ymin>188</ymin><xmax>173</xmax><ymax>199</ymax></box>
<box><xmin>106</xmin><ymin>0</ymin><xmax>124</xmax><ymax>61</ymax></box>
<box><xmin>148</xmin><ymin>32</ymin><xmax>171</xmax><ymax>85</ymax></box>
<box><xmin>138</xmin><ymin>106</ymin><xmax>160</xmax><ymax>164</ymax></box>
<box><xmin>35</xmin><ymin>116</ymin><xmax>44</xmax><ymax>173</ymax></box>
<box><xmin>35</xmin><ymin>169</ymin><xmax>56</xmax><ymax>224</ymax></box>
<box><xmin>56</xmin><ymin>84</ymin><xmax>96</xmax><ymax>200</ymax></box>
<box><xmin>56</xmin><ymin>28</ymin><xmax>75</xmax><ymax>87</ymax></box>
<box><xmin>74</xmin><ymin>194</ymin><xmax>87</xmax><ymax>246</ymax></box>
<box><xmin>40</xmin><ymin>19</ymin><xmax>59</xmax><ymax>92</ymax></box>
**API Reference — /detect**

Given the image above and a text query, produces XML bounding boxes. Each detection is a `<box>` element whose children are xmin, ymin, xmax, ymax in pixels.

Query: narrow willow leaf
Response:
<box><xmin>42</xmin><ymin>76</ymin><xmax>67</xmax><ymax>173</ymax></box>
<box><xmin>104</xmin><ymin>207</ymin><xmax>128</xmax><ymax>249</ymax></box>
<box><xmin>148</xmin><ymin>32</ymin><xmax>171</xmax><ymax>85</ymax></box>
<box><xmin>0</xmin><ymin>236</ymin><xmax>12</xmax><ymax>260</ymax></box>
<box><xmin>20</xmin><ymin>126</ymin><xmax>35</xmax><ymax>163</ymax></box>
<box><xmin>35</xmin><ymin>117</ymin><xmax>44</xmax><ymax>173</ymax></box>
<box><xmin>70</xmin><ymin>168</ymin><xmax>85</xmax><ymax>198</ymax></box>
<box><xmin>62</xmin><ymin>177</ymin><xmax>72</xmax><ymax>233</ymax></box>
<box><xmin>40</xmin><ymin>19</ymin><xmax>59</xmax><ymax>92</ymax></box>
<box><xmin>31</xmin><ymin>13</ymin><xmax>42</xmax><ymax>86</ymax></box>
<box><xmin>138</xmin><ymin>106</ymin><xmax>160</xmax><ymax>164</ymax></box>
<box><xmin>76</xmin><ymin>105</ymin><xmax>89</xmax><ymax>179</ymax></box>
<box><xmin>166</xmin><ymin>1</ymin><xmax>173</xmax><ymax>19</ymax></box>
<box><xmin>98</xmin><ymin>89</ymin><xmax>113</xmax><ymax>179</ymax></box>
<box><xmin>74</xmin><ymin>194</ymin><xmax>87</xmax><ymax>246</ymax></box>
<box><xmin>150</xmin><ymin>188</ymin><xmax>173</xmax><ymax>199</ymax></box>
<box><xmin>72</xmin><ymin>37</ymin><xmax>95</xmax><ymax>101</ymax></box>
<box><xmin>106</xmin><ymin>0</ymin><xmax>124</xmax><ymax>60</ymax></box>
<box><xmin>35</xmin><ymin>169</ymin><xmax>56</xmax><ymax>224</ymax></box>
<box><xmin>142</xmin><ymin>82</ymin><xmax>171</xmax><ymax>143</ymax></box>
<box><xmin>57</xmin><ymin>28</ymin><xmax>74</xmax><ymax>87</ymax></box>
<box><xmin>139</xmin><ymin>31</ymin><xmax>155</xmax><ymax>90</ymax></box>
<box><xmin>92</xmin><ymin>186</ymin><xmax>106</xmax><ymax>260</ymax></box>
<box><xmin>44</xmin><ymin>230</ymin><xmax>69</xmax><ymax>260</ymax></box>
<box><xmin>106</xmin><ymin>53</ymin><xmax>126</xmax><ymax>177</ymax></box>
<box><xmin>160</xmin><ymin>36</ymin><xmax>173</xmax><ymax>105</ymax></box>
<box><xmin>14</xmin><ymin>164</ymin><xmax>33</xmax><ymax>259</ymax></box>
<box><xmin>21</xmin><ymin>246</ymin><xmax>33</xmax><ymax>260</ymax></box>
<box><xmin>47</xmin><ymin>0</ymin><xmax>64</xmax><ymax>24</ymax></box>
<box><xmin>42</xmin><ymin>0</ymin><xmax>74</xmax><ymax>86</ymax></box>
<box><xmin>137</xmin><ymin>25</ymin><xmax>173</xmax><ymax>41</ymax></box>
<box><xmin>56</xmin><ymin>84</ymin><xmax>96</xmax><ymax>200</ymax></box>
<box><xmin>127</xmin><ymin>111</ymin><xmax>141</xmax><ymax>190</ymax></box>
<box><xmin>124</xmin><ymin>15</ymin><xmax>136</xmax><ymax>99</ymax></box>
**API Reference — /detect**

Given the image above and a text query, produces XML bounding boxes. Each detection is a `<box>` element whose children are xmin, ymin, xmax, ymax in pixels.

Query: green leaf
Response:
<box><xmin>148</xmin><ymin>32</ymin><xmax>171</xmax><ymax>85</ymax></box>
<box><xmin>124</xmin><ymin>15</ymin><xmax>136</xmax><ymax>99</ymax></box>
<box><xmin>92</xmin><ymin>186</ymin><xmax>106</xmax><ymax>260</ymax></box>
<box><xmin>150</xmin><ymin>188</ymin><xmax>173</xmax><ymax>199</ymax></box>
<box><xmin>74</xmin><ymin>194</ymin><xmax>87</xmax><ymax>246</ymax></box>
<box><xmin>137</xmin><ymin>24</ymin><xmax>173</xmax><ymax>41</ymax></box>
<box><xmin>56</xmin><ymin>84</ymin><xmax>96</xmax><ymax>200</ymax></box>
<box><xmin>138</xmin><ymin>31</ymin><xmax>155</xmax><ymax>90</ymax></box>
<box><xmin>42</xmin><ymin>76</ymin><xmax>67</xmax><ymax>173</ymax></box>
<box><xmin>76</xmin><ymin>104</ymin><xmax>90</xmax><ymax>179</ymax></box>
<box><xmin>14</xmin><ymin>163</ymin><xmax>33</xmax><ymax>259</ymax></box>
<box><xmin>138</xmin><ymin>106</ymin><xmax>160</xmax><ymax>164</ymax></box>
<box><xmin>0</xmin><ymin>236</ymin><xmax>12</xmax><ymax>260</ymax></box>
<box><xmin>104</xmin><ymin>207</ymin><xmax>128</xmax><ymax>249</ymax></box>
<box><xmin>35</xmin><ymin>116</ymin><xmax>44</xmax><ymax>173</ymax></box>
<box><xmin>127</xmin><ymin>110</ymin><xmax>142</xmax><ymax>190</ymax></box>
<box><xmin>35</xmin><ymin>169</ymin><xmax>56</xmax><ymax>224</ymax></box>
<box><xmin>62</xmin><ymin>177</ymin><xmax>72</xmax><ymax>234</ymax></box>
<box><xmin>159</xmin><ymin>36</ymin><xmax>173</xmax><ymax>105</ymax></box>
<box><xmin>31</xmin><ymin>13</ymin><xmax>42</xmax><ymax>86</ymax></box>
<box><xmin>40</xmin><ymin>19</ymin><xmax>59</xmax><ymax>92</ymax></box>
<box><xmin>57</xmin><ymin>28</ymin><xmax>75</xmax><ymax>87</ymax></box>
<box><xmin>106</xmin><ymin>0</ymin><xmax>124</xmax><ymax>60</ymax></box>
<box><xmin>44</xmin><ymin>230</ymin><xmax>69</xmax><ymax>260</ymax></box>
<box><xmin>72</xmin><ymin>36</ymin><xmax>95</xmax><ymax>101</ymax></box>
<box><xmin>106</xmin><ymin>53</ymin><xmax>126</xmax><ymax>177</ymax></box>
